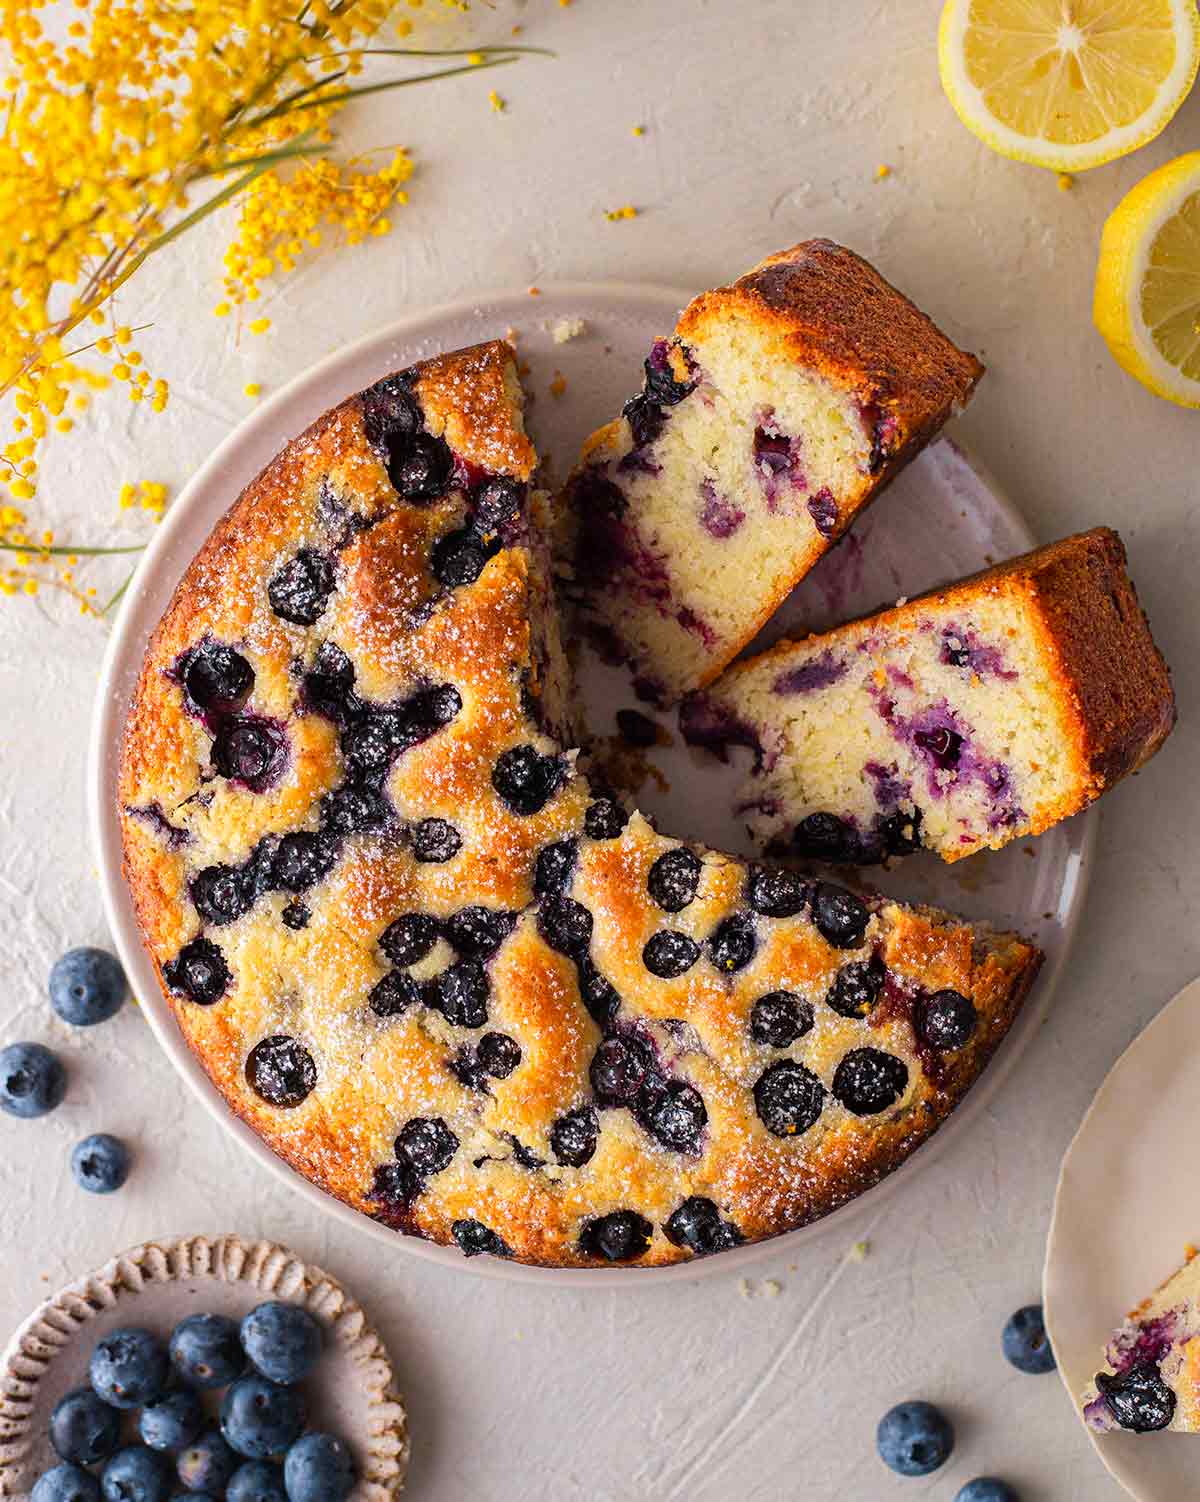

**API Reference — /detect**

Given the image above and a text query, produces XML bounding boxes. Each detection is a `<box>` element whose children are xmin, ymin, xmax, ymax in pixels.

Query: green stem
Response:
<box><xmin>0</xmin><ymin>541</ymin><xmax>146</xmax><ymax>558</ymax></box>
<box><xmin>268</xmin><ymin>55</ymin><xmax>521</xmax><ymax>117</ymax></box>
<box><xmin>101</xmin><ymin>569</ymin><xmax>135</xmax><ymax>616</ymax></box>
<box><xmin>194</xmin><ymin>138</ymin><xmax>333</xmax><ymax>178</ymax></box>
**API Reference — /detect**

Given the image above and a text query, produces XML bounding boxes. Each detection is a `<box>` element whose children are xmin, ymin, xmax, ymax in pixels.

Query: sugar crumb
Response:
<box><xmin>552</xmin><ymin>317</ymin><xmax>587</xmax><ymax>344</ymax></box>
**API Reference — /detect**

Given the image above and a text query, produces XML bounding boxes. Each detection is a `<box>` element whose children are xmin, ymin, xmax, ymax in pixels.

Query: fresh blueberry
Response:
<box><xmin>811</xmin><ymin>882</ymin><xmax>869</xmax><ymax>949</ymax></box>
<box><xmin>180</xmin><ymin>641</ymin><xmax>253</xmax><ymax>713</ymax></box>
<box><xmin>190</xmin><ymin>864</ymin><xmax>252</xmax><ymax>926</ymax></box>
<box><xmin>642</xmin><ymin>1081</ymin><xmax>706</xmax><ymax>1152</ymax></box>
<box><xmin>244</xmin><ymin>1035</ymin><xmax>317</xmax><ymax>1108</ymax></box>
<box><xmin>72</xmin><ymin>1133</ymin><xmax>131</xmax><ymax>1194</ymax></box>
<box><xmin>49</xmin><ymin>947</ymin><xmax>127</xmax><ymax>1027</ymax></box>
<box><xmin>537</xmin><ymin>896</ymin><xmax>593</xmax><ymax>957</ymax></box>
<box><xmin>441</xmin><ymin>907</ymin><xmax>515</xmax><ymax>960</ymax></box>
<box><xmin>451</xmin><ymin>1219</ymin><xmax>512</xmax><ymax>1259</ymax></box>
<box><xmin>590</xmin><ymin>1036</ymin><xmax>651</xmax><ymax>1105</ymax></box>
<box><xmin>1095</xmin><ymin>1362</ymin><xmax>1176</xmax><ymax>1432</ymax></box>
<box><xmin>917</xmin><ymin>989</ymin><xmax>979</xmax><ymax>1050</ymax></box>
<box><xmin>642</xmin><ymin>931</ymin><xmax>700</xmax><ymax>978</ymax></box>
<box><xmin>90</xmin><ymin>1329</ymin><xmax>170</xmax><ymax>1410</ymax></box>
<box><xmin>212</xmin><ymin>720</ymin><xmax>284</xmax><ymax>790</ymax></box>
<box><xmin>428</xmin><ymin>959</ymin><xmax>490</xmax><ymax>1028</ymax></box>
<box><xmin>791</xmin><ymin>812</ymin><xmax>861</xmax><ymax>862</ymax></box>
<box><xmin>746</xmin><ymin>866</ymin><xmax>806</xmax><ymax>919</ymax></box>
<box><xmin>100</xmin><ymin>1446</ymin><xmax>173</xmax><ymax>1502</ymax></box>
<box><xmin>32</xmin><ymin>1464</ymin><xmax>103</xmax><ymax>1502</ymax></box>
<box><xmin>387</xmin><ymin>432</ymin><xmax>452</xmax><ymax>502</ymax></box>
<box><xmin>876</xmin><ymin>1400</ymin><xmax>954</xmax><ymax>1477</ymax></box>
<box><xmin>749</xmin><ymin>992</ymin><xmax>813</xmax><ymax>1047</ymax></box>
<box><xmin>239</xmin><ymin>1302</ymin><xmax>321</xmax><ymax>1387</ymax></box>
<box><xmin>707</xmin><ymin>914</ymin><xmax>756</xmax><ymax>973</ymax></box>
<box><xmin>471</xmin><ymin>477</ymin><xmax>524</xmax><ymax>536</ymax></box>
<box><xmin>826</xmin><ymin>955</ymin><xmax>885</xmax><ymax>1019</ymax></box>
<box><xmin>476</xmin><ymin>1031</ymin><xmax>521</xmax><ymax>1079</ymax></box>
<box><xmin>49</xmin><ymin>1388</ymin><xmax>121</xmax><ymax>1466</ymax></box>
<box><xmin>646</xmin><ymin>848</ymin><xmax>701</xmax><ymax>912</ymax></box>
<box><xmin>220</xmin><ymin>1376</ymin><xmax>306</xmax><ymax>1461</ymax></box>
<box><xmin>176</xmin><ymin>1429</ymin><xmax>240</xmax><ymax>1494</ymax></box>
<box><xmin>226</xmin><ymin>1461</ymin><xmax>288</xmax><ymax>1502</ymax></box>
<box><xmin>576</xmin><ymin>959</ymin><xmax>620</xmax><ymax>1028</ymax></box>
<box><xmin>955</xmin><ymin>1481</ymin><xmax>1019</xmax><ymax>1502</ymax></box>
<box><xmin>0</xmin><ymin>1041</ymin><xmax>66</xmax><ymax>1118</ymax></box>
<box><xmin>170</xmin><ymin>1313</ymin><xmax>246</xmax><ymax>1389</ymax></box>
<box><xmin>271</xmin><ymin>832</ymin><xmax>339</xmax><ymax>894</ymax></box>
<box><xmin>832</xmin><ymin>1048</ymin><xmax>908</xmax><ymax>1116</ymax></box>
<box><xmin>368</xmin><ymin>970</ymin><xmax>421</xmax><ymax>1019</ymax></box>
<box><xmin>550</xmin><ymin>1105</ymin><xmax>599</xmax><ymax>1167</ymax></box>
<box><xmin>410</xmin><ymin>817</ymin><xmax>462</xmax><ymax>863</ymax></box>
<box><xmin>584</xmin><ymin>796</ymin><xmax>628</xmax><ymax>841</ymax></box>
<box><xmin>431</xmin><ymin>527</ymin><xmax>492</xmax><ymax>589</ymax></box>
<box><xmin>492</xmin><ymin>745</ymin><xmax>566</xmax><ymax>816</ymax></box>
<box><xmin>163</xmin><ymin>938</ymin><xmax>230</xmax><ymax>1007</ymax></box>
<box><xmin>579</xmin><ymin>1210</ymin><xmax>652</xmax><ymax>1262</ymax></box>
<box><xmin>1002</xmin><ymin>1305</ymin><xmax>1056</xmax><ymax>1375</ymax></box>
<box><xmin>139</xmin><ymin>1390</ymin><xmax>204</xmax><ymax>1454</ymax></box>
<box><xmin>533</xmin><ymin>839</ymin><xmax>577</xmax><ymax>898</ymax></box>
<box><xmin>754</xmin><ymin>1060</ymin><xmax>825</xmax><ymax>1138</ymax></box>
<box><xmin>267</xmin><ymin>549</ymin><xmax>334</xmax><ymax>627</ymax></box>
<box><xmin>663</xmin><ymin>1197</ymin><xmax>742</xmax><ymax>1256</ymax></box>
<box><xmin>395</xmin><ymin>1116</ymin><xmax>458</xmax><ymax>1176</ymax></box>
<box><xmin>379</xmin><ymin>913</ymin><xmax>439</xmax><ymax>967</ymax></box>
<box><xmin>283</xmin><ymin>1434</ymin><xmax>356</xmax><ymax>1502</ymax></box>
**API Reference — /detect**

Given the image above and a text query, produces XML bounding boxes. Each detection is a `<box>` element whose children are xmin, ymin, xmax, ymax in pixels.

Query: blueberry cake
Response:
<box><xmin>119</xmin><ymin>340</ymin><xmax>1042</xmax><ymax>1267</ymax></box>
<box><xmin>680</xmin><ymin>529</ymin><xmax>1175</xmax><ymax>864</ymax></box>
<box><xmin>562</xmin><ymin>240</ymin><xmax>984</xmax><ymax>705</ymax></box>
<box><xmin>1083</xmin><ymin>1249</ymin><xmax>1200</xmax><ymax>1434</ymax></box>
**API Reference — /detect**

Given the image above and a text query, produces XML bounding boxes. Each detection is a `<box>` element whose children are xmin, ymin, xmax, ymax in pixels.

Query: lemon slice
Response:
<box><xmin>1094</xmin><ymin>152</ymin><xmax>1200</xmax><ymax>408</ymax></box>
<box><xmin>938</xmin><ymin>0</ymin><xmax>1200</xmax><ymax>172</ymax></box>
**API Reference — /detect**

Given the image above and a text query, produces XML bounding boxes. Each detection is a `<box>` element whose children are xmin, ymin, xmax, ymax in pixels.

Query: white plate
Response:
<box><xmin>1045</xmin><ymin>977</ymin><xmax>1200</xmax><ymax>1500</ymax></box>
<box><xmin>0</xmin><ymin>1234</ymin><xmax>407</xmax><ymax>1500</ymax></box>
<box><xmin>89</xmin><ymin>283</ymin><xmax>1093</xmax><ymax>1286</ymax></box>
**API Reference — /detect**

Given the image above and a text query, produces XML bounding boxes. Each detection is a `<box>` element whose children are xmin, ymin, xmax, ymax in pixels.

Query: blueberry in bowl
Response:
<box><xmin>176</xmin><ymin>1429</ymin><xmax>240</xmax><ymax>1494</ymax></box>
<box><xmin>170</xmin><ymin>1312</ymin><xmax>247</xmax><ymax>1389</ymax></box>
<box><xmin>89</xmin><ymin>1328</ymin><xmax>170</xmax><ymax>1410</ymax></box>
<box><xmin>138</xmin><ymin>1389</ymin><xmax>204</xmax><ymax>1454</ymax></box>
<box><xmin>283</xmin><ymin>1433</ymin><xmax>357</xmax><ymax>1502</ymax></box>
<box><xmin>32</xmin><ymin>1464</ymin><xmax>103</xmax><ymax>1502</ymax></box>
<box><xmin>49</xmin><ymin>947</ymin><xmax>127</xmax><ymax>1027</ymax></box>
<box><xmin>226</xmin><ymin>1460</ymin><xmax>289</xmax><ymax>1502</ymax></box>
<box><xmin>220</xmin><ymin>1375</ymin><xmax>306</xmax><ymax>1460</ymax></box>
<box><xmin>49</xmin><ymin>1388</ymin><xmax>121</xmax><ymax>1467</ymax></box>
<box><xmin>239</xmin><ymin>1301</ymin><xmax>322</xmax><ymax>1386</ymax></box>
<box><xmin>99</xmin><ymin>1444</ymin><xmax>174</xmax><ymax>1502</ymax></box>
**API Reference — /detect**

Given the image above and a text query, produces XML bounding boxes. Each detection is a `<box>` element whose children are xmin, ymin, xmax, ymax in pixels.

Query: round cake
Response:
<box><xmin>118</xmin><ymin>339</ymin><xmax>1042</xmax><ymax>1268</ymax></box>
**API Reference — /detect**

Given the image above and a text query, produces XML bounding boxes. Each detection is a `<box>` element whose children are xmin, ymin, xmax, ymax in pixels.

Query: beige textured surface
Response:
<box><xmin>1</xmin><ymin>1</ymin><xmax>1198</xmax><ymax>1496</ymax></box>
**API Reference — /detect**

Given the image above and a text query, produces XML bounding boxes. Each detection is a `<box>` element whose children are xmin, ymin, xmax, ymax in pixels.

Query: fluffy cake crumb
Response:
<box><xmin>552</xmin><ymin>317</ymin><xmax>587</xmax><ymax>344</ymax></box>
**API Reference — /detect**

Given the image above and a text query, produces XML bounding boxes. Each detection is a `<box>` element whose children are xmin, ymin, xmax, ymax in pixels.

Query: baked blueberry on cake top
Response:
<box><xmin>1083</xmin><ymin>1248</ymin><xmax>1200</xmax><ymax>1434</ymax></box>
<box><xmin>562</xmin><ymin>239</ymin><xmax>984</xmax><ymax>705</ymax></box>
<box><xmin>120</xmin><ymin>338</ymin><xmax>1042</xmax><ymax>1267</ymax></box>
<box><xmin>681</xmin><ymin>529</ymin><xmax>1175</xmax><ymax>864</ymax></box>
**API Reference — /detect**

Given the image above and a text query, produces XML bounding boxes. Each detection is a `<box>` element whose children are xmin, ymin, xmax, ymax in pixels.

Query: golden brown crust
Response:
<box><xmin>118</xmin><ymin>341</ymin><xmax>1041</xmax><ymax>1269</ymax></box>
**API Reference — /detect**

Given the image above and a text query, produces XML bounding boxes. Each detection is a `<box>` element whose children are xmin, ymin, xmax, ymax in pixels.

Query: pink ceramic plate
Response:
<box><xmin>89</xmin><ymin>284</ymin><xmax>1092</xmax><ymax>1285</ymax></box>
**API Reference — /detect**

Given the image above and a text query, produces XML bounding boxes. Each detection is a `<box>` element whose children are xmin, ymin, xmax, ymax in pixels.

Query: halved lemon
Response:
<box><xmin>1094</xmin><ymin>152</ymin><xmax>1200</xmax><ymax>408</ymax></box>
<box><xmin>938</xmin><ymin>0</ymin><xmax>1200</xmax><ymax>173</ymax></box>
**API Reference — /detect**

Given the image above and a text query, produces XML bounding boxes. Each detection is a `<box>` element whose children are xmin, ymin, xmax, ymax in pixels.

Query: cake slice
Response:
<box><xmin>563</xmin><ymin>239</ymin><xmax>983</xmax><ymax>704</ymax></box>
<box><xmin>1083</xmin><ymin>1249</ymin><xmax>1200</xmax><ymax>1434</ymax></box>
<box><xmin>680</xmin><ymin>529</ymin><xmax>1175</xmax><ymax>864</ymax></box>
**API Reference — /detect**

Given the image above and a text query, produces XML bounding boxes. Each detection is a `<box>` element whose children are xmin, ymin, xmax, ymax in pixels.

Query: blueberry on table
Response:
<box><xmin>72</xmin><ymin>1133</ymin><xmax>131</xmax><ymax>1194</ymax></box>
<box><xmin>170</xmin><ymin>1312</ymin><xmax>246</xmax><ymax>1389</ymax></box>
<box><xmin>220</xmin><ymin>1375</ymin><xmax>306</xmax><ymax>1459</ymax></box>
<box><xmin>283</xmin><ymin>1433</ymin><xmax>358</xmax><ymax>1502</ymax></box>
<box><xmin>49</xmin><ymin>947</ymin><xmax>128</xmax><ymax>1026</ymax></box>
<box><xmin>226</xmin><ymin>1460</ymin><xmax>288</xmax><ymax>1502</ymax></box>
<box><xmin>1002</xmin><ymin>1304</ymin><xmax>1056</xmax><ymax>1374</ymax></box>
<box><xmin>90</xmin><ymin>1328</ymin><xmax>170</xmax><ymax>1410</ymax></box>
<box><xmin>100</xmin><ymin>1445</ymin><xmax>174</xmax><ymax>1502</ymax></box>
<box><xmin>49</xmin><ymin>1388</ymin><xmax>121</xmax><ymax>1466</ymax></box>
<box><xmin>239</xmin><ymin>1301</ymin><xmax>322</xmax><ymax>1386</ymax></box>
<box><xmin>956</xmin><ymin>1481</ymin><xmax>1020</xmax><ymax>1502</ymax></box>
<box><xmin>0</xmin><ymin>1041</ymin><xmax>66</xmax><ymax>1118</ymax></box>
<box><xmin>31</xmin><ymin>1464</ymin><xmax>102</xmax><ymax>1502</ymax></box>
<box><xmin>139</xmin><ymin>1389</ymin><xmax>204</xmax><ymax>1453</ymax></box>
<box><xmin>875</xmin><ymin>1400</ymin><xmax>954</xmax><ymax>1477</ymax></box>
<box><xmin>176</xmin><ymin>1429</ymin><xmax>240</xmax><ymax>1494</ymax></box>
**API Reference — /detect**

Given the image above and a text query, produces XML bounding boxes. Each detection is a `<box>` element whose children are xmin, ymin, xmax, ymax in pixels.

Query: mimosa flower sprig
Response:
<box><xmin>0</xmin><ymin>0</ymin><xmax>550</xmax><ymax>611</ymax></box>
